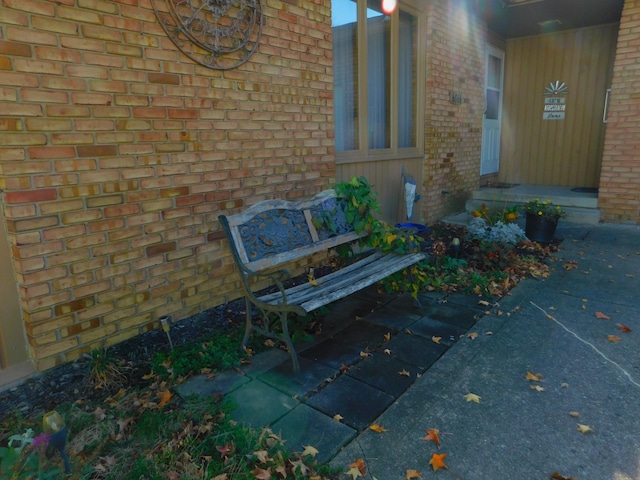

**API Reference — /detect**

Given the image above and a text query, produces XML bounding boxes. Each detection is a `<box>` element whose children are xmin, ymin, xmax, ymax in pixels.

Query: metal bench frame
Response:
<box><xmin>218</xmin><ymin>190</ymin><xmax>426</xmax><ymax>373</ymax></box>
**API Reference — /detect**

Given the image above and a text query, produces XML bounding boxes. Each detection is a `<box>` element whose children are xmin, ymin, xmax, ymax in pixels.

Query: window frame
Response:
<box><xmin>333</xmin><ymin>0</ymin><xmax>426</xmax><ymax>165</ymax></box>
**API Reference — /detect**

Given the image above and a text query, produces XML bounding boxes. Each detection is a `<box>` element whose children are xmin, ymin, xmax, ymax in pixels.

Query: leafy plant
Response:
<box><xmin>86</xmin><ymin>348</ymin><xmax>129</xmax><ymax>392</ymax></box>
<box><xmin>466</xmin><ymin>217</ymin><xmax>526</xmax><ymax>246</ymax></box>
<box><xmin>521</xmin><ymin>198</ymin><xmax>566</xmax><ymax>220</ymax></box>
<box><xmin>471</xmin><ymin>202</ymin><xmax>519</xmax><ymax>225</ymax></box>
<box><xmin>152</xmin><ymin>329</ymin><xmax>250</xmax><ymax>378</ymax></box>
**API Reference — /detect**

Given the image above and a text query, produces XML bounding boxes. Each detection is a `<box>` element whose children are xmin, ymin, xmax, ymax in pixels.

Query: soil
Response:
<box><xmin>0</xmin><ymin>300</ymin><xmax>248</xmax><ymax>421</ymax></box>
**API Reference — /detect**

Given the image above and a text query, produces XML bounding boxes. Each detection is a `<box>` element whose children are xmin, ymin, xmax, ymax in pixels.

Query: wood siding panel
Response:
<box><xmin>336</xmin><ymin>157</ymin><xmax>424</xmax><ymax>225</ymax></box>
<box><xmin>500</xmin><ymin>24</ymin><xmax>618</xmax><ymax>187</ymax></box>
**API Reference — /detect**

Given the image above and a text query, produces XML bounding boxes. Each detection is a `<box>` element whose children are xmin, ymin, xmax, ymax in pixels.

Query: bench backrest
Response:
<box><xmin>218</xmin><ymin>190</ymin><xmax>363</xmax><ymax>272</ymax></box>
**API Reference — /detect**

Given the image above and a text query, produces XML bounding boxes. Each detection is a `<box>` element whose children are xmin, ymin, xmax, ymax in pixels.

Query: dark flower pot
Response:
<box><xmin>525</xmin><ymin>213</ymin><xmax>558</xmax><ymax>243</ymax></box>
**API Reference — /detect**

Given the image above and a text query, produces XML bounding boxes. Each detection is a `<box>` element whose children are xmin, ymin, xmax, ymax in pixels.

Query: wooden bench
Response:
<box><xmin>218</xmin><ymin>189</ymin><xmax>426</xmax><ymax>373</ymax></box>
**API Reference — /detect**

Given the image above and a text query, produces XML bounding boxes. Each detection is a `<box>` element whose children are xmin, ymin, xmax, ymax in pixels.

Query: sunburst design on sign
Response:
<box><xmin>544</xmin><ymin>80</ymin><xmax>568</xmax><ymax>95</ymax></box>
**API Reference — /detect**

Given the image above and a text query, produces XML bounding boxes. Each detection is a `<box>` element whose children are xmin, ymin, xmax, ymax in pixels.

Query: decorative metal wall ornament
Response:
<box><xmin>151</xmin><ymin>0</ymin><xmax>263</xmax><ymax>70</ymax></box>
<box><xmin>544</xmin><ymin>80</ymin><xmax>568</xmax><ymax>95</ymax></box>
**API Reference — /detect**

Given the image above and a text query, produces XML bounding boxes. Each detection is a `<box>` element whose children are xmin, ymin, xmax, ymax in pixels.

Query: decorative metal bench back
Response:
<box><xmin>220</xmin><ymin>190</ymin><xmax>360</xmax><ymax>272</ymax></box>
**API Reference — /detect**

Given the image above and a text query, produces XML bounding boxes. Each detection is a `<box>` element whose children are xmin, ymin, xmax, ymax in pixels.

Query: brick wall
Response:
<box><xmin>420</xmin><ymin>0</ymin><xmax>485</xmax><ymax>224</ymax></box>
<box><xmin>0</xmin><ymin>0</ymin><xmax>335</xmax><ymax>369</ymax></box>
<box><xmin>599</xmin><ymin>0</ymin><xmax>640</xmax><ymax>224</ymax></box>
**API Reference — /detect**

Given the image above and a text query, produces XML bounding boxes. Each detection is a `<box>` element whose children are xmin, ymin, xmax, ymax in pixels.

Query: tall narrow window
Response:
<box><xmin>366</xmin><ymin>0</ymin><xmax>390</xmax><ymax>149</ymax></box>
<box><xmin>332</xmin><ymin>0</ymin><xmax>359</xmax><ymax>151</ymax></box>
<box><xmin>332</xmin><ymin>0</ymin><xmax>423</xmax><ymax>158</ymax></box>
<box><xmin>398</xmin><ymin>10</ymin><xmax>417</xmax><ymax>148</ymax></box>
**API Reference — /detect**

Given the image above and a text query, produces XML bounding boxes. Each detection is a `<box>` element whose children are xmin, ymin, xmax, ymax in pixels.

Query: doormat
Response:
<box><xmin>571</xmin><ymin>187</ymin><xmax>598</xmax><ymax>194</ymax></box>
<box><xmin>481</xmin><ymin>182</ymin><xmax>520</xmax><ymax>189</ymax></box>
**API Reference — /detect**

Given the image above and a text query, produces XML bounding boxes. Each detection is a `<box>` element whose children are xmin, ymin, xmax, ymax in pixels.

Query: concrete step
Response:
<box><xmin>470</xmin><ymin>187</ymin><xmax>598</xmax><ymax>209</ymax></box>
<box><xmin>464</xmin><ymin>199</ymin><xmax>601</xmax><ymax>225</ymax></box>
<box><xmin>444</xmin><ymin>205</ymin><xmax>601</xmax><ymax>227</ymax></box>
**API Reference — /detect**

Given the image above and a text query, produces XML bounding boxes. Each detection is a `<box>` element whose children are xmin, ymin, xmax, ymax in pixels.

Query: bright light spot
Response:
<box><xmin>381</xmin><ymin>0</ymin><xmax>397</xmax><ymax>16</ymax></box>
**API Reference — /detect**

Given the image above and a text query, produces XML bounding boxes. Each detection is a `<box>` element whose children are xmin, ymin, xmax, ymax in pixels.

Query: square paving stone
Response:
<box><xmin>299</xmin><ymin>339</ymin><xmax>362</xmax><ymax>370</ymax></box>
<box><xmin>382</xmin><ymin>331</ymin><xmax>448</xmax><ymax>369</ymax></box>
<box><xmin>346</xmin><ymin>354</ymin><xmax>422</xmax><ymax>398</ymax></box>
<box><xmin>363</xmin><ymin>305</ymin><xmax>422</xmax><ymax>331</ymax></box>
<box><xmin>239</xmin><ymin>348</ymin><xmax>291</xmax><ymax>378</ymax></box>
<box><xmin>226</xmin><ymin>380</ymin><xmax>299</xmax><ymax>428</ymax></box>
<box><xmin>259</xmin><ymin>357</ymin><xmax>337</xmax><ymax>398</ymax></box>
<box><xmin>271</xmin><ymin>404</ymin><xmax>357</xmax><ymax>464</ymax></box>
<box><xmin>406</xmin><ymin>316</ymin><xmax>466</xmax><ymax>346</ymax></box>
<box><xmin>176</xmin><ymin>370</ymin><xmax>250</xmax><ymax>398</ymax></box>
<box><xmin>422</xmin><ymin>302</ymin><xmax>478</xmax><ymax>330</ymax></box>
<box><xmin>305</xmin><ymin>375</ymin><xmax>394</xmax><ymax>431</ymax></box>
<box><xmin>437</xmin><ymin>294</ymin><xmax>489</xmax><ymax>316</ymax></box>
<box><xmin>333</xmin><ymin>321</ymin><xmax>394</xmax><ymax>352</ymax></box>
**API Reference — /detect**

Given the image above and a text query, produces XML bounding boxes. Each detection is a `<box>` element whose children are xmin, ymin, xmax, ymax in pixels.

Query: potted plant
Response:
<box><xmin>521</xmin><ymin>198</ymin><xmax>565</xmax><ymax>243</ymax></box>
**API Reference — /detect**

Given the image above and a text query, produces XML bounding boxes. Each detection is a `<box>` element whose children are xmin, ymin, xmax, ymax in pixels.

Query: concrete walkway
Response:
<box><xmin>179</xmin><ymin>222</ymin><xmax>640</xmax><ymax>479</ymax></box>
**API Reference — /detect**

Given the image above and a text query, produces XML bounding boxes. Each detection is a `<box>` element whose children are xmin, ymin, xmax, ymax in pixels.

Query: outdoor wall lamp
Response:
<box><xmin>382</xmin><ymin>0</ymin><xmax>397</xmax><ymax>15</ymax></box>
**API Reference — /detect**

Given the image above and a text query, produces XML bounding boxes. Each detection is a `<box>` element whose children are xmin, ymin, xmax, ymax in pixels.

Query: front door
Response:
<box><xmin>481</xmin><ymin>45</ymin><xmax>504</xmax><ymax>176</ymax></box>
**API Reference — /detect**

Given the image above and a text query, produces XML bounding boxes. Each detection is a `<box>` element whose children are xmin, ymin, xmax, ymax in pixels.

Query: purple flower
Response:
<box><xmin>32</xmin><ymin>432</ymin><xmax>50</xmax><ymax>450</ymax></box>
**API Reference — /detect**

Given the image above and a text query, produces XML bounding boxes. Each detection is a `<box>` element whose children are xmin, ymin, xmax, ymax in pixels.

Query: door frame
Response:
<box><xmin>481</xmin><ymin>44</ymin><xmax>505</xmax><ymax>176</ymax></box>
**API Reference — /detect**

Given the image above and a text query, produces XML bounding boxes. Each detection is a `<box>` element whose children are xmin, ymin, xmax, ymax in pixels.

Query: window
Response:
<box><xmin>332</xmin><ymin>0</ymin><xmax>423</xmax><ymax>161</ymax></box>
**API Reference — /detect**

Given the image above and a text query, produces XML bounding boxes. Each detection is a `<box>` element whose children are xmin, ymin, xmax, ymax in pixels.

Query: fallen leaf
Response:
<box><xmin>431</xmin><ymin>336</ymin><xmax>442</xmax><ymax>344</ymax></box>
<box><xmin>158</xmin><ymin>389</ymin><xmax>172</xmax><ymax>408</ymax></box>
<box><xmin>422</xmin><ymin>428</ymin><xmax>441</xmax><ymax>448</ymax></box>
<box><xmin>399</xmin><ymin>369</ymin><xmax>410</xmax><ymax>377</ymax></box>
<box><xmin>290</xmin><ymin>459</ymin><xmax>308</xmax><ymax>476</ymax></box>
<box><xmin>525</xmin><ymin>371</ymin><xmax>543</xmax><ymax>382</ymax></box>
<box><xmin>333</xmin><ymin>414</ymin><xmax>344</xmax><ymax>422</ymax></box>
<box><xmin>607</xmin><ymin>335</ymin><xmax>621</xmax><ymax>343</ymax></box>
<box><xmin>467</xmin><ymin>332</ymin><xmax>479</xmax><ymax>340</ymax></box>
<box><xmin>551</xmin><ymin>472</ymin><xmax>577</xmax><ymax>480</ymax></box>
<box><xmin>93</xmin><ymin>406</ymin><xmax>106</xmax><ymax>421</ymax></box>
<box><xmin>252</xmin><ymin>467</ymin><xmax>271</xmax><ymax>479</ymax></box>
<box><xmin>360</xmin><ymin>351</ymin><xmax>372</xmax><ymax>358</ymax></box>
<box><xmin>345</xmin><ymin>467</ymin><xmax>362</xmax><ymax>479</ymax></box>
<box><xmin>569</xmin><ymin>411</ymin><xmax>580</xmax><ymax>417</ymax></box>
<box><xmin>616</xmin><ymin>323</ymin><xmax>632</xmax><ymax>333</ymax></box>
<box><xmin>530</xmin><ymin>385</ymin><xmax>545</xmax><ymax>392</ymax></box>
<box><xmin>486</xmin><ymin>331</ymin><xmax>493</xmax><ymax>336</ymax></box>
<box><xmin>577</xmin><ymin>424</ymin><xmax>593</xmax><ymax>434</ymax></box>
<box><xmin>349</xmin><ymin>458</ymin><xmax>366</xmax><ymax>476</ymax></box>
<box><xmin>142</xmin><ymin>371</ymin><xmax>156</xmax><ymax>380</ymax></box>
<box><xmin>595</xmin><ymin>311</ymin><xmax>611</xmax><ymax>320</ymax></box>
<box><xmin>369</xmin><ymin>424</ymin><xmax>387</xmax><ymax>433</ymax></box>
<box><xmin>384</xmin><ymin>332</ymin><xmax>391</xmax><ymax>342</ymax></box>
<box><xmin>254</xmin><ymin>450</ymin><xmax>270</xmax><ymax>463</ymax></box>
<box><xmin>478</xmin><ymin>300</ymin><xmax>490</xmax><ymax>306</ymax></box>
<box><xmin>299</xmin><ymin>445</ymin><xmax>318</xmax><ymax>457</ymax></box>
<box><xmin>405</xmin><ymin>329</ymin><xmax>413</xmax><ymax>335</ymax></box>
<box><xmin>383</xmin><ymin>348</ymin><xmax>392</xmax><ymax>355</ymax></box>
<box><xmin>464</xmin><ymin>392</ymin><xmax>481</xmax><ymax>403</ymax></box>
<box><xmin>560</xmin><ymin>382</ymin><xmax>570</xmax><ymax>388</ymax></box>
<box><xmin>405</xmin><ymin>469</ymin><xmax>421</xmax><ymax>479</ymax></box>
<box><xmin>429</xmin><ymin>452</ymin><xmax>448</xmax><ymax>471</ymax></box>
<box><xmin>216</xmin><ymin>443</ymin><xmax>234</xmax><ymax>457</ymax></box>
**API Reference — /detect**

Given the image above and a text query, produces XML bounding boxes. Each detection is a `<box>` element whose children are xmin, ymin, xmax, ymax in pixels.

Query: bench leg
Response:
<box><xmin>279</xmin><ymin>311</ymin><xmax>300</xmax><ymax>374</ymax></box>
<box><xmin>240</xmin><ymin>297</ymin><xmax>253</xmax><ymax>353</ymax></box>
<box><xmin>240</xmin><ymin>298</ymin><xmax>300</xmax><ymax>374</ymax></box>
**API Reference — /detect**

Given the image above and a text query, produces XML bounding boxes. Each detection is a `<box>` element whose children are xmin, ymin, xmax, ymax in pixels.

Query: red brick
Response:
<box><xmin>4</xmin><ymin>189</ymin><xmax>57</xmax><ymax>204</ymax></box>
